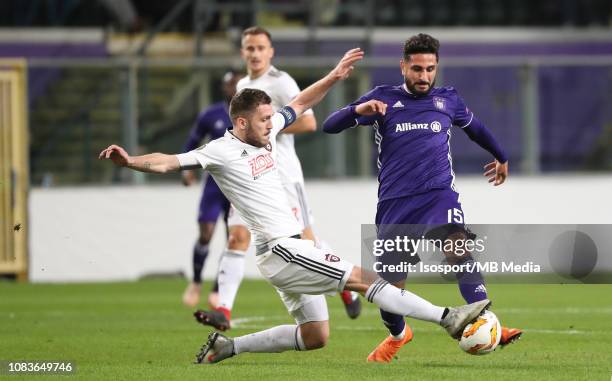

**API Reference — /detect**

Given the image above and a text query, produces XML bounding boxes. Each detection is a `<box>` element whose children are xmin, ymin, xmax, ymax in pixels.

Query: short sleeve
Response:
<box><xmin>176</xmin><ymin>143</ymin><xmax>224</xmax><ymax>170</ymax></box>
<box><xmin>452</xmin><ymin>90</ymin><xmax>474</xmax><ymax>128</ymax></box>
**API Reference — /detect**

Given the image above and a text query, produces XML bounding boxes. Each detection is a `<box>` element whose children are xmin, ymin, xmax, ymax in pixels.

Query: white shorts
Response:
<box><xmin>227</xmin><ymin>182</ymin><xmax>314</xmax><ymax>230</ymax></box>
<box><xmin>277</xmin><ymin>291</ymin><xmax>329</xmax><ymax>325</ymax></box>
<box><xmin>256</xmin><ymin>237</ymin><xmax>353</xmax><ymax>296</ymax></box>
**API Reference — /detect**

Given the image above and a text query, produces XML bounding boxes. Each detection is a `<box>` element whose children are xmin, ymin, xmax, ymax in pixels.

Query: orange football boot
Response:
<box><xmin>367</xmin><ymin>325</ymin><xmax>414</xmax><ymax>363</ymax></box>
<box><xmin>500</xmin><ymin>326</ymin><xmax>523</xmax><ymax>346</ymax></box>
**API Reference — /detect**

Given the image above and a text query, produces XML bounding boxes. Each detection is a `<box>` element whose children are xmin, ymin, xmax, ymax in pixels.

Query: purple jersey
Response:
<box><xmin>184</xmin><ymin>101</ymin><xmax>232</xmax><ymax>151</ymax></box>
<box><xmin>350</xmin><ymin>84</ymin><xmax>473</xmax><ymax>202</ymax></box>
<box><xmin>183</xmin><ymin>102</ymin><xmax>232</xmax><ymax>222</ymax></box>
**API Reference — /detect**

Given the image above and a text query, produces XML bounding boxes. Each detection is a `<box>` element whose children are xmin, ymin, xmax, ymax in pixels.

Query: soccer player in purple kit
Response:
<box><xmin>181</xmin><ymin>70</ymin><xmax>243</xmax><ymax>308</ymax></box>
<box><xmin>323</xmin><ymin>33</ymin><xmax>522</xmax><ymax>362</ymax></box>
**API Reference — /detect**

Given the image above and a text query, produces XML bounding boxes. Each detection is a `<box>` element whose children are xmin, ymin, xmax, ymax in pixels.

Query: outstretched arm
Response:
<box><xmin>98</xmin><ymin>144</ymin><xmax>181</xmax><ymax>173</ymax></box>
<box><xmin>287</xmin><ymin>48</ymin><xmax>364</xmax><ymax>117</ymax></box>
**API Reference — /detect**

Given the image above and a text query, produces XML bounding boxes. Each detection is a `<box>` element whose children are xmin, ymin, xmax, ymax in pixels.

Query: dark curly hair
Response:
<box><xmin>403</xmin><ymin>33</ymin><xmax>440</xmax><ymax>61</ymax></box>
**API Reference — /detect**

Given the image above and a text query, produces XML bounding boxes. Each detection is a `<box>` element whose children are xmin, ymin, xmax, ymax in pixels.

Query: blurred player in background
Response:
<box><xmin>181</xmin><ymin>70</ymin><xmax>243</xmax><ymax>308</ymax></box>
<box><xmin>194</xmin><ymin>26</ymin><xmax>361</xmax><ymax>331</ymax></box>
<box><xmin>99</xmin><ymin>48</ymin><xmax>491</xmax><ymax>364</ymax></box>
<box><xmin>323</xmin><ymin>33</ymin><xmax>521</xmax><ymax>363</ymax></box>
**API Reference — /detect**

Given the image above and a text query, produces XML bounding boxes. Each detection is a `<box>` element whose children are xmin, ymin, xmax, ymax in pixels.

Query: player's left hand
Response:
<box><xmin>484</xmin><ymin>160</ymin><xmax>508</xmax><ymax>186</ymax></box>
<box><xmin>99</xmin><ymin>144</ymin><xmax>130</xmax><ymax>167</ymax></box>
<box><xmin>355</xmin><ymin>100</ymin><xmax>387</xmax><ymax>116</ymax></box>
<box><xmin>331</xmin><ymin>48</ymin><xmax>364</xmax><ymax>80</ymax></box>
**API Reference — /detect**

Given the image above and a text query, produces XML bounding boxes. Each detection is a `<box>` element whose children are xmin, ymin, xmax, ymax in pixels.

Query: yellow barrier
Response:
<box><xmin>0</xmin><ymin>59</ymin><xmax>29</xmax><ymax>281</ymax></box>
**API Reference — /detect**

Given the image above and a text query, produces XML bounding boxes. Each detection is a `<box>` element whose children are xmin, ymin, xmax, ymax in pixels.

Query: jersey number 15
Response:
<box><xmin>447</xmin><ymin>208</ymin><xmax>464</xmax><ymax>224</ymax></box>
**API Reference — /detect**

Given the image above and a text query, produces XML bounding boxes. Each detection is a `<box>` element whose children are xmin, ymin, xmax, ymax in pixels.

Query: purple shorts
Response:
<box><xmin>375</xmin><ymin>188</ymin><xmax>467</xmax><ymax>282</ymax></box>
<box><xmin>376</xmin><ymin>188</ymin><xmax>465</xmax><ymax>229</ymax></box>
<box><xmin>198</xmin><ymin>176</ymin><xmax>230</xmax><ymax>223</ymax></box>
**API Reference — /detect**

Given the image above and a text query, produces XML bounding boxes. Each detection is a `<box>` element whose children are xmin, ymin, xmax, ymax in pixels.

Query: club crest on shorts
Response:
<box><xmin>324</xmin><ymin>254</ymin><xmax>340</xmax><ymax>262</ymax></box>
<box><xmin>433</xmin><ymin>97</ymin><xmax>446</xmax><ymax>110</ymax></box>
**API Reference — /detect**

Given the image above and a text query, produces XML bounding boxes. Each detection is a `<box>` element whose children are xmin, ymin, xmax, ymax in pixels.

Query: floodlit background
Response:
<box><xmin>0</xmin><ymin>0</ymin><xmax>611</xmax><ymax>281</ymax></box>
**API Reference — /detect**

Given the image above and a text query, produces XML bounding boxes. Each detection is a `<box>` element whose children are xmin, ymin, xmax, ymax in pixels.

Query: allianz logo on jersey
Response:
<box><xmin>395</xmin><ymin>120</ymin><xmax>442</xmax><ymax>133</ymax></box>
<box><xmin>249</xmin><ymin>153</ymin><xmax>275</xmax><ymax>180</ymax></box>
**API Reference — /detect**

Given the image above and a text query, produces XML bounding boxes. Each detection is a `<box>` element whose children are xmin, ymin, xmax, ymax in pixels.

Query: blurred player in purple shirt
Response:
<box><xmin>181</xmin><ymin>70</ymin><xmax>243</xmax><ymax>308</ymax></box>
<box><xmin>323</xmin><ymin>34</ymin><xmax>521</xmax><ymax>362</ymax></box>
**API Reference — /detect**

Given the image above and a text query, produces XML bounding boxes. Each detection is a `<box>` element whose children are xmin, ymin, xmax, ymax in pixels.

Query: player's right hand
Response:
<box><xmin>98</xmin><ymin>144</ymin><xmax>130</xmax><ymax>167</ymax></box>
<box><xmin>182</xmin><ymin>170</ymin><xmax>196</xmax><ymax>186</ymax></box>
<box><xmin>331</xmin><ymin>48</ymin><xmax>364</xmax><ymax>80</ymax></box>
<box><xmin>355</xmin><ymin>100</ymin><xmax>387</xmax><ymax>116</ymax></box>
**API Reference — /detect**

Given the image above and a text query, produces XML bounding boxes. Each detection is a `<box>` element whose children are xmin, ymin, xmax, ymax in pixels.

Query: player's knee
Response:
<box><xmin>447</xmin><ymin>230</ymin><xmax>468</xmax><ymax>242</ymax></box>
<box><xmin>443</xmin><ymin>231</ymin><xmax>474</xmax><ymax>264</ymax></box>
<box><xmin>302</xmin><ymin>330</ymin><xmax>329</xmax><ymax>350</ymax></box>
<box><xmin>198</xmin><ymin>234</ymin><xmax>212</xmax><ymax>246</ymax></box>
<box><xmin>199</xmin><ymin>231</ymin><xmax>213</xmax><ymax>244</ymax></box>
<box><xmin>198</xmin><ymin>223</ymin><xmax>215</xmax><ymax>244</ymax></box>
<box><xmin>299</xmin><ymin>321</ymin><xmax>329</xmax><ymax>350</ymax></box>
<box><xmin>228</xmin><ymin>226</ymin><xmax>250</xmax><ymax>250</ymax></box>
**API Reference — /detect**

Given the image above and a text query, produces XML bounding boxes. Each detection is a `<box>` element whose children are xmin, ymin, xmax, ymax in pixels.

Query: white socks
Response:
<box><xmin>217</xmin><ymin>249</ymin><xmax>246</xmax><ymax>310</ymax></box>
<box><xmin>365</xmin><ymin>279</ymin><xmax>445</xmax><ymax>323</ymax></box>
<box><xmin>234</xmin><ymin>325</ymin><xmax>304</xmax><ymax>354</ymax></box>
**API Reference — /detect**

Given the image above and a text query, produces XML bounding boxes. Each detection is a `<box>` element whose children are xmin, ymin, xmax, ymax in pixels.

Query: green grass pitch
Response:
<box><xmin>1</xmin><ymin>279</ymin><xmax>611</xmax><ymax>380</ymax></box>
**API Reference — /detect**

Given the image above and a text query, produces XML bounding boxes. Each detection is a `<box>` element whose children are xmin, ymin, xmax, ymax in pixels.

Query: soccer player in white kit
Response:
<box><xmin>99</xmin><ymin>48</ymin><xmax>491</xmax><ymax>363</ymax></box>
<box><xmin>192</xmin><ymin>26</ymin><xmax>360</xmax><ymax>330</ymax></box>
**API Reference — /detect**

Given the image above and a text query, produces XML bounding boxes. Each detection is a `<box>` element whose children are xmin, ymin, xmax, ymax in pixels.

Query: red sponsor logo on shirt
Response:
<box><xmin>249</xmin><ymin>153</ymin><xmax>275</xmax><ymax>179</ymax></box>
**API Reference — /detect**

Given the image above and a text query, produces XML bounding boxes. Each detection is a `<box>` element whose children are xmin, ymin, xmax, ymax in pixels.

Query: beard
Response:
<box><xmin>245</xmin><ymin>125</ymin><xmax>266</xmax><ymax>148</ymax></box>
<box><xmin>405</xmin><ymin>77</ymin><xmax>436</xmax><ymax>96</ymax></box>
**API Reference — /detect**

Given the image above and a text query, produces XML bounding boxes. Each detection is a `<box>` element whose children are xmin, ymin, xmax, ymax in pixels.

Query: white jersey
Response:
<box><xmin>236</xmin><ymin>66</ymin><xmax>312</xmax><ymax>185</ymax></box>
<box><xmin>176</xmin><ymin>110</ymin><xmax>302</xmax><ymax>249</ymax></box>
